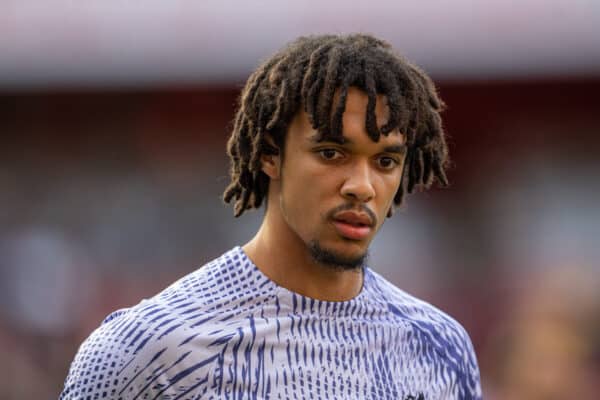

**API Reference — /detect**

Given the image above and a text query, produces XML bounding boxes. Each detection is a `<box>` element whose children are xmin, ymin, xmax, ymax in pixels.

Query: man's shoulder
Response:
<box><xmin>367</xmin><ymin>268</ymin><xmax>482</xmax><ymax>398</ymax></box>
<box><xmin>92</xmin><ymin>246</ymin><xmax>252</xmax><ymax>345</ymax></box>
<box><xmin>60</xmin><ymin>247</ymin><xmax>253</xmax><ymax>399</ymax></box>
<box><xmin>367</xmin><ymin>268</ymin><xmax>476</xmax><ymax>357</ymax></box>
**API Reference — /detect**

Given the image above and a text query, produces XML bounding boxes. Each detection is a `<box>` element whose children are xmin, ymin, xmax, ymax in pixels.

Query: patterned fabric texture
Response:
<box><xmin>60</xmin><ymin>247</ymin><xmax>482</xmax><ymax>399</ymax></box>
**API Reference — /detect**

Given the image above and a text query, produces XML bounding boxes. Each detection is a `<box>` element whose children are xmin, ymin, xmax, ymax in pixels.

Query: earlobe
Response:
<box><xmin>261</xmin><ymin>134</ymin><xmax>281</xmax><ymax>179</ymax></box>
<box><xmin>261</xmin><ymin>153</ymin><xmax>280</xmax><ymax>180</ymax></box>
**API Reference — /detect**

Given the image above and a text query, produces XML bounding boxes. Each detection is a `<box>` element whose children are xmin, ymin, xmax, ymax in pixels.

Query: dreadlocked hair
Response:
<box><xmin>223</xmin><ymin>33</ymin><xmax>449</xmax><ymax>217</ymax></box>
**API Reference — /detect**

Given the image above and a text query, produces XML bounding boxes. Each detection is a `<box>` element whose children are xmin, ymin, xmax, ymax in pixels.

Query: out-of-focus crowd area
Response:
<box><xmin>1</xmin><ymin>81</ymin><xmax>599</xmax><ymax>399</ymax></box>
<box><xmin>2</xmin><ymin>2</ymin><xmax>600</xmax><ymax>398</ymax></box>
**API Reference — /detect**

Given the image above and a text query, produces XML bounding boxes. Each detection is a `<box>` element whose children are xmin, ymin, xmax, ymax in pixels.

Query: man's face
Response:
<box><xmin>272</xmin><ymin>87</ymin><xmax>407</xmax><ymax>269</ymax></box>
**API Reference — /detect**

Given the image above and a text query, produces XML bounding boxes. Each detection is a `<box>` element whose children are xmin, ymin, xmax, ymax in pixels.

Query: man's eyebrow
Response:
<box><xmin>308</xmin><ymin>134</ymin><xmax>406</xmax><ymax>153</ymax></box>
<box><xmin>308</xmin><ymin>134</ymin><xmax>348</xmax><ymax>145</ymax></box>
<box><xmin>383</xmin><ymin>144</ymin><xmax>407</xmax><ymax>154</ymax></box>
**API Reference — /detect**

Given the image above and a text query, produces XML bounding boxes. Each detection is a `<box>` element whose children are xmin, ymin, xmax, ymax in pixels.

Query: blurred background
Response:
<box><xmin>1</xmin><ymin>1</ymin><xmax>599</xmax><ymax>398</ymax></box>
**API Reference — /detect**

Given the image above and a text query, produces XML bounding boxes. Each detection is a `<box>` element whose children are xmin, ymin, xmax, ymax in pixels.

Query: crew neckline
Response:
<box><xmin>234</xmin><ymin>246</ymin><xmax>371</xmax><ymax>316</ymax></box>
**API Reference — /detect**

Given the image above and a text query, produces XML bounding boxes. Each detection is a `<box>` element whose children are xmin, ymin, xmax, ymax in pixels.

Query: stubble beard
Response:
<box><xmin>307</xmin><ymin>240</ymin><xmax>368</xmax><ymax>271</ymax></box>
<box><xmin>278</xmin><ymin>179</ymin><xmax>369</xmax><ymax>271</ymax></box>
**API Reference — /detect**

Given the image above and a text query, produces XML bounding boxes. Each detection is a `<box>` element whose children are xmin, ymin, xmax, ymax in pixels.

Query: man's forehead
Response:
<box><xmin>290</xmin><ymin>86</ymin><xmax>403</xmax><ymax>144</ymax></box>
<box><xmin>332</xmin><ymin>87</ymin><xmax>393</xmax><ymax>131</ymax></box>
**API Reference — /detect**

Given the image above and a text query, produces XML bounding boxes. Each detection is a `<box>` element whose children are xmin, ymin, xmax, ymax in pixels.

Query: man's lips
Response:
<box><xmin>331</xmin><ymin>211</ymin><xmax>374</xmax><ymax>240</ymax></box>
<box><xmin>332</xmin><ymin>220</ymin><xmax>372</xmax><ymax>240</ymax></box>
<box><xmin>332</xmin><ymin>211</ymin><xmax>374</xmax><ymax>227</ymax></box>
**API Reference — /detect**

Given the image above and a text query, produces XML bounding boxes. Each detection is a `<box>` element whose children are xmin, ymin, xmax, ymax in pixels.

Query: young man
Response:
<box><xmin>61</xmin><ymin>34</ymin><xmax>482</xmax><ymax>399</ymax></box>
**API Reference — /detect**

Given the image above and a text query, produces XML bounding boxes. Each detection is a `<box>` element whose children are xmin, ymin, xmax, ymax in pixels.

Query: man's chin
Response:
<box><xmin>307</xmin><ymin>240</ymin><xmax>368</xmax><ymax>271</ymax></box>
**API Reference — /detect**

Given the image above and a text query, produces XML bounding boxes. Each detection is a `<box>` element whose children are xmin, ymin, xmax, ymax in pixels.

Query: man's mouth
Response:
<box><xmin>332</xmin><ymin>220</ymin><xmax>372</xmax><ymax>240</ymax></box>
<box><xmin>331</xmin><ymin>211</ymin><xmax>374</xmax><ymax>240</ymax></box>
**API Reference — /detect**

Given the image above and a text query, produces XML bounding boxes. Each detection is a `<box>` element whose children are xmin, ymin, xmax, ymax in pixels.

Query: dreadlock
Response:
<box><xmin>223</xmin><ymin>33</ymin><xmax>449</xmax><ymax>217</ymax></box>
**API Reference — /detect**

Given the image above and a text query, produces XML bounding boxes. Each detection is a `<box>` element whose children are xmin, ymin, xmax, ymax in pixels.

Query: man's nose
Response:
<box><xmin>340</xmin><ymin>160</ymin><xmax>375</xmax><ymax>203</ymax></box>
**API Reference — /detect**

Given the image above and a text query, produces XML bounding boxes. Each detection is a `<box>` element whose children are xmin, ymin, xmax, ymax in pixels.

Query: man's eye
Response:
<box><xmin>378</xmin><ymin>157</ymin><xmax>398</xmax><ymax>169</ymax></box>
<box><xmin>319</xmin><ymin>149</ymin><xmax>342</xmax><ymax>160</ymax></box>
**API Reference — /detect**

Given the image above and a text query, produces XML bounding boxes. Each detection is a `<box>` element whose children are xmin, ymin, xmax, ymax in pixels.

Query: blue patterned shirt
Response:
<box><xmin>60</xmin><ymin>247</ymin><xmax>482</xmax><ymax>399</ymax></box>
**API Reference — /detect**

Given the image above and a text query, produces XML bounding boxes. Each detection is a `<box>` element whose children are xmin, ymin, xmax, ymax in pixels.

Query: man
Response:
<box><xmin>61</xmin><ymin>34</ymin><xmax>482</xmax><ymax>399</ymax></box>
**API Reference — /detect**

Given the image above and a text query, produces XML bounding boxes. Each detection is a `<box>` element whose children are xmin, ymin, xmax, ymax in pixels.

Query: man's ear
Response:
<box><xmin>386</xmin><ymin>206</ymin><xmax>395</xmax><ymax>218</ymax></box>
<box><xmin>261</xmin><ymin>134</ymin><xmax>281</xmax><ymax>180</ymax></box>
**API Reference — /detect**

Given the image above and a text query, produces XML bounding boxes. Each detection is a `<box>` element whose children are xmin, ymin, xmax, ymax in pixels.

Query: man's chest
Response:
<box><xmin>141</xmin><ymin>317</ymin><xmax>452</xmax><ymax>399</ymax></box>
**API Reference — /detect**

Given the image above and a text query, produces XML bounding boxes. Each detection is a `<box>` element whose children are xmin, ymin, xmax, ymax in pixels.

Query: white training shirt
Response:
<box><xmin>60</xmin><ymin>246</ymin><xmax>482</xmax><ymax>399</ymax></box>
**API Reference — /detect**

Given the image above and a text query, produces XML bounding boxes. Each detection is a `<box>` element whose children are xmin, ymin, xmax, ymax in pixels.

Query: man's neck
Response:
<box><xmin>242</xmin><ymin>218</ymin><xmax>363</xmax><ymax>302</ymax></box>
